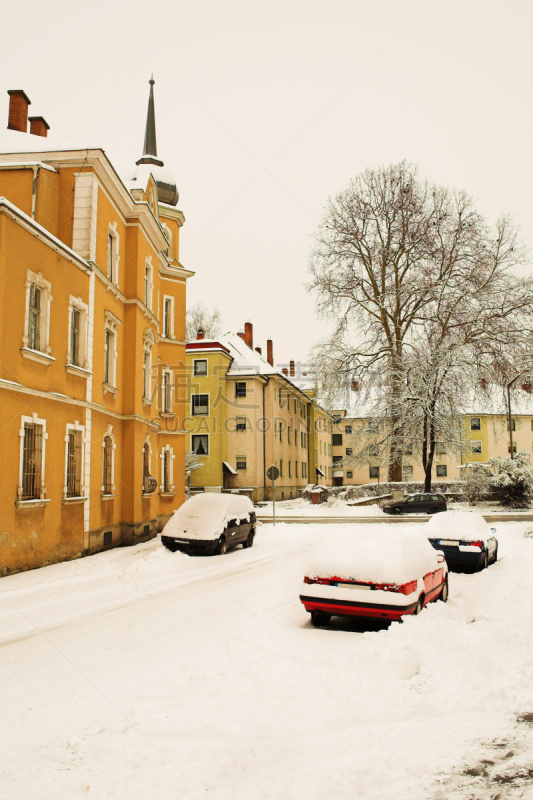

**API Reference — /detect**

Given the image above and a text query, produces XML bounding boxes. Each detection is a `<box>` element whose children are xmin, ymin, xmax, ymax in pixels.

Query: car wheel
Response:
<box><xmin>393</xmin><ymin>507</ymin><xmax>402</xmax><ymax>515</ymax></box>
<box><xmin>440</xmin><ymin>577</ymin><xmax>449</xmax><ymax>603</ymax></box>
<box><xmin>413</xmin><ymin>596</ymin><xmax>424</xmax><ymax>615</ymax></box>
<box><xmin>493</xmin><ymin>546</ymin><xmax>498</xmax><ymax>564</ymax></box>
<box><xmin>430</xmin><ymin>506</ymin><xmax>440</xmax><ymax>514</ymax></box>
<box><xmin>310</xmin><ymin>611</ymin><xmax>331</xmax><ymax>627</ymax></box>
<box><xmin>215</xmin><ymin>536</ymin><xmax>227</xmax><ymax>555</ymax></box>
<box><xmin>242</xmin><ymin>530</ymin><xmax>255</xmax><ymax>549</ymax></box>
<box><xmin>482</xmin><ymin>551</ymin><xmax>489</xmax><ymax>570</ymax></box>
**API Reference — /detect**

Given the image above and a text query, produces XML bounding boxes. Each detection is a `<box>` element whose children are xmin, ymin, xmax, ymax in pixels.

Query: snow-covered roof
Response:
<box><xmin>124</xmin><ymin>162</ymin><xmax>177</xmax><ymax>194</ymax></box>
<box><xmin>0</xmin><ymin>128</ymin><xmax>101</xmax><ymax>155</ymax></box>
<box><xmin>187</xmin><ymin>332</ymin><xmax>314</xmax><ymax>397</ymax></box>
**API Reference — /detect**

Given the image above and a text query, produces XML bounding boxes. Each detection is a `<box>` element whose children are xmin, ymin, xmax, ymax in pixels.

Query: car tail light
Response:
<box><xmin>370</xmin><ymin>581</ymin><xmax>417</xmax><ymax>594</ymax></box>
<box><xmin>466</xmin><ymin>540</ymin><xmax>483</xmax><ymax>548</ymax></box>
<box><xmin>303</xmin><ymin>577</ymin><xmax>332</xmax><ymax>585</ymax></box>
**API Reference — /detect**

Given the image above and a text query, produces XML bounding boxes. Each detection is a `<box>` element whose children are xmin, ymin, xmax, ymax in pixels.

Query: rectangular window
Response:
<box><xmin>66</xmin><ymin>430</ymin><xmax>83</xmax><ymax>497</ymax></box>
<box><xmin>289</xmin><ymin>461</ymin><xmax>292</xmax><ymax>478</ymax></box>
<box><xmin>236</xmin><ymin>455</ymin><xmax>247</xmax><ymax>470</ymax></box>
<box><xmin>404</xmin><ymin>442</ymin><xmax>413</xmax><ymax>455</ymax></box>
<box><xmin>470</xmin><ymin>418</ymin><xmax>481</xmax><ymax>430</ymax></box>
<box><xmin>368</xmin><ymin>445</ymin><xmax>379</xmax><ymax>457</ymax></box>
<box><xmin>22</xmin><ymin>423</ymin><xmax>43</xmax><ymax>500</ymax></box>
<box><xmin>103</xmin><ymin>436</ymin><xmax>113</xmax><ymax>494</ymax></box>
<box><xmin>104</xmin><ymin>329</ymin><xmax>115</xmax><ymax>386</ymax></box>
<box><xmin>107</xmin><ymin>233</ymin><xmax>114</xmax><ymax>280</ymax></box>
<box><xmin>332</xmin><ymin>433</ymin><xmax>343</xmax><ymax>446</ymax></box>
<box><xmin>279</xmin><ymin>388</ymin><xmax>282</xmax><ymax>407</ymax></box>
<box><xmin>280</xmin><ymin>459</ymin><xmax>283</xmax><ymax>477</ymax></box>
<box><xmin>303</xmin><ymin>462</ymin><xmax>307</xmax><ymax>479</ymax></box>
<box><xmin>288</xmin><ymin>426</ymin><xmax>291</xmax><ymax>444</ymax></box>
<box><xmin>191</xmin><ymin>435</ymin><xmax>208</xmax><ymax>456</ymax></box>
<box><xmin>295</xmin><ymin>461</ymin><xmax>299</xmax><ymax>478</ymax></box>
<box><xmin>163</xmin><ymin>298</ymin><xmax>173</xmax><ymax>338</ymax></box>
<box><xmin>28</xmin><ymin>284</ymin><xmax>42</xmax><ymax>351</ymax></box>
<box><xmin>144</xmin><ymin>264</ymin><xmax>153</xmax><ymax>309</ymax></box>
<box><xmin>235</xmin><ymin>382</ymin><xmax>247</xmax><ymax>398</ymax></box>
<box><xmin>346</xmin><ymin>470</ymin><xmax>353</xmax><ymax>478</ymax></box>
<box><xmin>436</xmin><ymin>465</ymin><xmax>447</xmax><ymax>477</ymax></box>
<box><xmin>369</xmin><ymin>466</ymin><xmax>379</xmax><ymax>478</ymax></box>
<box><xmin>333</xmin><ymin>455</ymin><xmax>343</xmax><ymax>465</ymax></box>
<box><xmin>345</xmin><ymin>425</ymin><xmax>352</xmax><ymax>434</ymax></box>
<box><xmin>471</xmin><ymin>441</ymin><xmax>482</xmax><ymax>454</ymax></box>
<box><xmin>163</xmin><ymin>451</ymin><xmax>171</xmax><ymax>492</ymax></box>
<box><xmin>345</xmin><ymin>448</ymin><xmax>352</xmax><ymax>456</ymax></box>
<box><xmin>194</xmin><ymin>359</ymin><xmax>207</xmax><ymax>376</ymax></box>
<box><xmin>403</xmin><ymin>465</ymin><xmax>413</xmax><ymax>480</ymax></box>
<box><xmin>435</xmin><ymin>442</ymin><xmax>446</xmax><ymax>454</ymax></box>
<box><xmin>143</xmin><ymin>349</ymin><xmax>151</xmax><ymax>399</ymax></box>
<box><xmin>508</xmin><ymin>444</ymin><xmax>517</xmax><ymax>454</ymax></box>
<box><xmin>279</xmin><ymin>423</ymin><xmax>282</xmax><ymax>442</ymax></box>
<box><xmin>70</xmin><ymin>307</ymin><xmax>81</xmax><ymax>366</ymax></box>
<box><xmin>162</xmin><ymin>372</ymin><xmax>172</xmax><ymax>412</ymax></box>
<box><xmin>507</xmin><ymin>419</ymin><xmax>516</xmax><ymax>431</ymax></box>
<box><xmin>192</xmin><ymin>394</ymin><xmax>209</xmax><ymax>415</ymax></box>
<box><xmin>236</xmin><ymin>416</ymin><xmax>247</xmax><ymax>431</ymax></box>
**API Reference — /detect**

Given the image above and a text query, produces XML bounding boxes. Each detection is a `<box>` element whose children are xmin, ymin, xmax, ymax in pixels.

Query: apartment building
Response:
<box><xmin>0</xmin><ymin>81</ymin><xmax>192</xmax><ymax>574</ymax></box>
<box><xmin>185</xmin><ymin>323</ymin><xmax>332</xmax><ymax>500</ymax></box>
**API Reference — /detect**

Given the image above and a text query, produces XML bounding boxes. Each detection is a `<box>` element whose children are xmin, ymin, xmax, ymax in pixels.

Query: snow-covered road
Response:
<box><xmin>2</xmin><ymin>522</ymin><xmax>533</xmax><ymax>800</ymax></box>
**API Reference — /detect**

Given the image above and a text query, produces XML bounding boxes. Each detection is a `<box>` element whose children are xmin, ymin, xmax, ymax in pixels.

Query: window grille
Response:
<box><xmin>236</xmin><ymin>417</ymin><xmax>246</xmax><ymax>431</ymax></box>
<box><xmin>22</xmin><ymin>423</ymin><xmax>43</xmax><ymax>500</ymax></box>
<box><xmin>70</xmin><ymin>307</ymin><xmax>81</xmax><ymax>366</ymax></box>
<box><xmin>236</xmin><ymin>456</ymin><xmax>247</xmax><ymax>470</ymax></box>
<box><xmin>235</xmin><ymin>382</ymin><xmax>246</xmax><ymax>398</ymax></box>
<box><xmin>66</xmin><ymin>430</ymin><xmax>83</xmax><ymax>497</ymax></box>
<box><xmin>103</xmin><ymin>436</ymin><xmax>113</xmax><ymax>494</ymax></box>
<box><xmin>28</xmin><ymin>285</ymin><xmax>41</xmax><ymax>351</ymax></box>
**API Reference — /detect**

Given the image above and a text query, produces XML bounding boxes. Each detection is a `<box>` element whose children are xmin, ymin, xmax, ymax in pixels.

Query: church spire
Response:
<box><xmin>136</xmin><ymin>76</ymin><xmax>164</xmax><ymax>167</ymax></box>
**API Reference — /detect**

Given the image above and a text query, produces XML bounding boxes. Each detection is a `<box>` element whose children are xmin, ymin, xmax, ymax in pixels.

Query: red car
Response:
<box><xmin>300</xmin><ymin>529</ymin><xmax>448</xmax><ymax>626</ymax></box>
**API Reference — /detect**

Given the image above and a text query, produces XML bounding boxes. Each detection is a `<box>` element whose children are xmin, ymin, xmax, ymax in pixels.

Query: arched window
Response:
<box><xmin>103</xmin><ymin>435</ymin><xmax>113</xmax><ymax>495</ymax></box>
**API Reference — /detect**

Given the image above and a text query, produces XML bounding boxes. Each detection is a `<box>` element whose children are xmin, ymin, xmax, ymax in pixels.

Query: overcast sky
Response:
<box><xmin>2</xmin><ymin>0</ymin><xmax>533</xmax><ymax>366</ymax></box>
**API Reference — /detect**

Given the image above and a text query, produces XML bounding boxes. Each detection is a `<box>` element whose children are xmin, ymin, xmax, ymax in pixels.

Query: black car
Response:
<box><xmin>426</xmin><ymin>511</ymin><xmax>498</xmax><ymax>571</ymax></box>
<box><xmin>382</xmin><ymin>493</ymin><xmax>447</xmax><ymax>515</ymax></box>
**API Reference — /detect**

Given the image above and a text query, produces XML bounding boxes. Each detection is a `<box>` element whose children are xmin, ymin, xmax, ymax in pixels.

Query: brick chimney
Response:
<box><xmin>237</xmin><ymin>331</ymin><xmax>246</xmax><ymax>341</ymax></box>
<box><xmin>29</xmin><ymin>116</ymin><xmax>49</xmax><ymax>137</ymax></box>
<box><xmin>282</xmin><ymin>368</ymin><xmax>288</xmax><ymax>376</ymax></box>
<box><xmin>7</xmin><ymin>90</ymin><xmax>31</xmax><ymax>133</ymax></box>
<box><xmin>255</xmin><ymin>346</ymin><xmax>262</xmax><ymax>355</ymax></box>
<box><xmin>267</xmin><ymin>339</ymin><xmax>273</xmax><ymax>367</ymax></box>
<box><xmin>290</xmin><ymin>360</ymin><xmax>295</xmax><ymax>377</ymax></box>
<box><xmin>244</xmin><ymin>320</ymin><xmax>253</xmax><ymax>349</ymax></box>
<box><xmin>351</xmin><ymin>379</ymin><xmax>360</xmax><ymax>391</ymax></box>
<box><xmin>196</xmin><ymin>327</ymin><xmax>205</xmax><ymax>340</ymax></box>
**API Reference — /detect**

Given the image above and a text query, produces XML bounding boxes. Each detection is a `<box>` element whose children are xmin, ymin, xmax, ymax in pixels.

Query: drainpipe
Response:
<box><xmin>263</xmin><ymin>377</ymin><xmax>268</xmax><ymax>499</ymax></box>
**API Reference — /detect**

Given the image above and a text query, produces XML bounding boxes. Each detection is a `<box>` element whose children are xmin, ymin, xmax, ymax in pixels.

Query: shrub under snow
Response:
<box><xmin>489</xmin><ymin>452</ymin><xmax>533</xmax><ymax>509</ymax></box>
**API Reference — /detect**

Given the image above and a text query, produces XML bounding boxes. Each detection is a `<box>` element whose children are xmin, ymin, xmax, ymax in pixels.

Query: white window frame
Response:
<box><xmin>160</xmin><ymin>444</ymin><xmax>175</xmax><ymax>494</ymax></box>
<box><xmin>161</xmin><ymin>368</ymin><xmax>173</xmax><ymax>413</ymax></box>
<box><xmin>236</xmin><ymin>454</ymin><xmax>247</xmax><ymax>471</ymax></box>
<box><xmin>17</xmin><ymin>412</ymin><xmax>48</xmax><ymax>505</ymax></box>
<box><xmin>162</xmin><ymin>295</ymin><xmax>175</xmax><ymax>339</ymax></box>
<box><xmin>193</xmin><ymin>359</ymin><xmax>208</xmax><ymax>376</ymax></box>
<box><xmin>107</xmin><ymin>222</ymin><xmax>120</xmax><ymax>284</ymax></box>
<box><xmin>21</xmin><ymin>270</ymin><xmax>54</xmax><ymax>365</ymax></box>
<box><xmin>191</xmin><ymin>434</ymin><xmax>209</xmax><ymax>456</ymax></box>
<box><xmin>161</xmin><ymin>223</ymin><xmax>173</xmax><ymax>258</ymax></box>
<box><xmin>101</xmin><ymin>425</ymin><xmax>116</xmax><ymax>496</ymax></box>
<box><xmin>471</xmin><ymin>440</ymin><xmax>482</xmax><ymax>454</ymax></box>
<box><xmin>436</xmin><ymin>465</ymin><xmax>447</xmax><ymax>477</ymax></box>
<box><xmin>63</xmin><ymin>420</ymin><xmax>86</xmax><ymax>500</ymax></box>
<box><xmin>66</xmin><ymin>295</ymin><xmax>90</xmax><ymax>374</ymax></box>
<box><xmin>235</xmin><ymin>416</ymin><xmax>247</xmax><ymax>432</ymax></box>
<box><xmin>142</xmin><ymin>329</ymin><xmax>156</xmax><ymax>405</ymax></box>
<box><xmin>144</xmin><ymin>256</ymin><xmax>153</xmax><ymax>311</ymax></box>
<box><xmin>103</xmin><ymin>311</ymin><xmax>121</xmax><ymax>394</ymax></box>
<box><xmin>191</xmin><ymin>393</ymin><xmax>209</xmax><ymax>416</ymax></box>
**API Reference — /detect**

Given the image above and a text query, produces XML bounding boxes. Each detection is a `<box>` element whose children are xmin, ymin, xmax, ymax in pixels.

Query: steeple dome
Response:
<box><xmin>131</xmin><ymin>77</ymin><xmax>179</xmax><ymax>206</ymax></box>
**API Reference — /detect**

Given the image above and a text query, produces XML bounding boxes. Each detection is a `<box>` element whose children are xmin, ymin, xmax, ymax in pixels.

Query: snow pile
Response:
<box><xmin>426</xmin><ymin>510</ymin><xmax>493</xmax><ymax>543</ymax></box>
<box><xmin>305</xmin><ymin>528</ymin><xmax>439</xmax><ymax>583</ymax></box>
<box><xmin>162</xmin><ymin>493</ymin><xmax>253</xmax><ymax>541</ymax></box>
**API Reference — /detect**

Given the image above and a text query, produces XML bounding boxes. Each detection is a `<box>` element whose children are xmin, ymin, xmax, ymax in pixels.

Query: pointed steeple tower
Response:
<box><xmin>136</xmin><ymin>76</ymin><xmax>164</xmax><ymax>167</ymax></box>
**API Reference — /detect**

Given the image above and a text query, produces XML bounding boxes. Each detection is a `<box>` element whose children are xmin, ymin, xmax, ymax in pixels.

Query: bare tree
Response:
<box><xmin>186</xmin><ymin>302</ymin><xmax>222</xmax><ymax>342</ymax></box>
<box><xmin>309</xmin><ymin>161</ymin><xmax>531</xmax><ymax>482</ymax></box>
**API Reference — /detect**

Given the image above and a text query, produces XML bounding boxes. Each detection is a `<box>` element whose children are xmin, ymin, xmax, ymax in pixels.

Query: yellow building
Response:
<box><xmin>331</xmin><ymin>389</ymin><xmax>533</xmax><ymax>487</ymax></box>
<box><xmin>0</xmin><ymin>82</ymin><xmax>192</xmax><ymax>575</ymax></box>
<box><xmin>185</xmin><ymin>323</ymin><xmax>332</xmax><ymax>500</ymax></box>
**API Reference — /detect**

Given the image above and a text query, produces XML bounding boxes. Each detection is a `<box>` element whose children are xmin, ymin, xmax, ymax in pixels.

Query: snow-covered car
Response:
<box><xmin>382</xmin><ymin>493</ymin><xmax>447</xmax><ymax>515</ymax></box>
<box><xmin>300</xmin><ymin>529</ymin><xmax>448</xmax><ymax>626</ymax></box>
<box><xmin>161</xmin><ymin>493</ymin><xmax>256</xmax><ymax>556</ymax></box>
<box><xmin>425</xmin><ymin>510</ymin><xmax>498</xmax><ymax>571</ymax></box>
